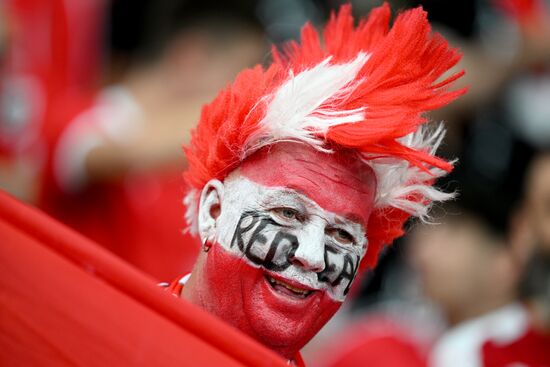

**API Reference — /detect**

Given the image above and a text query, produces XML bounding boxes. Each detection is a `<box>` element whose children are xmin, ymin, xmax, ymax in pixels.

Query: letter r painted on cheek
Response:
<box><xmin>230</xmin><ymin>212</ymin><xmax>299</xmax><ymax>270</ymax></box>
<box><xmin>244</xmin><ymin>218</ymin><xmax>270</xmax><ymax>264</ymax></box>
<box><xmin>231</xmin><ymin>214</ymin><xmax>259</xmax><ymax>252</ymax></box>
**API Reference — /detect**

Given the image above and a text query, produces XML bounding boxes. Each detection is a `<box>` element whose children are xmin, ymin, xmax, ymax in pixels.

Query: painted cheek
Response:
<box><xmin>226</xmin><ymin>208</ymin><xmax>360</xmax><ymax>301</ymax></box>
<box><xmin>246</xmin><ymin>271</ymin><xmax>341</xmax><ymax>355</ymax></box>
<box><xmin>229</xmin><ymin>212</ymin><xmax>300</xmax><ymax>273</ymax></box>
<box><xmin>203</xmin><ymin>243</ymin><xmax>342</xmax><ymax>358</ymax></box>
<box><xmin>200</xmin><ymin>242</ymin><xmax>259</xmax><ymax>337</ymax></box>
<box><xmin>316</xmin><ymin>245</ymin><xmax>360</xmax><ymax>298</ymax></box>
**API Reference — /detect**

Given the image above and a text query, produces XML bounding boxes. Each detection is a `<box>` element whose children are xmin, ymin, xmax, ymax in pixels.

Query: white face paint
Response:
<box><xmin>207</xmin><ymin>172</ymin><xmax>368</xmax><ymax>302</ymax></box>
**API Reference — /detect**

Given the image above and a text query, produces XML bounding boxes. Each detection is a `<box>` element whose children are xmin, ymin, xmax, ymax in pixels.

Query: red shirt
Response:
<box><xmin>482</xmin><ymin>328</ymin><xmax>550</xmax><ymax>367</ymax></box>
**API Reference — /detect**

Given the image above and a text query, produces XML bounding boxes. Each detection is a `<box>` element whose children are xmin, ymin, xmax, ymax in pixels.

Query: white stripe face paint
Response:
<box><xmin>212</xmin><ymin>174</ymin><xmax>367</xmax><ymax>302</ymax></box>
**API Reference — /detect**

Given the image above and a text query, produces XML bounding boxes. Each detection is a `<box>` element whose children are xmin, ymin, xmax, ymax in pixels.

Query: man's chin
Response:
<box><xmin>243</xmin><ymin>268</ymin><xmax>341</xmax><ymax>358</ymax></box>
<box><xmin>202</xmin><ymin>244</ymin><xmax>342</xmax><ymax>358</ymax></box>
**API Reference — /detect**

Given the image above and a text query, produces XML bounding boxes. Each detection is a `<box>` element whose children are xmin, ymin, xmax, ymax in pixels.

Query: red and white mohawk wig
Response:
<box><xmin>183</xmin><ymin>3</ymin><xmax>466</xmax><ymax>270</ymax></box>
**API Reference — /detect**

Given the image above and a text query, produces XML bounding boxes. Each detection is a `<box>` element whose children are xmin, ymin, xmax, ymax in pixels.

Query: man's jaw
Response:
<box><xmin>196</xmin><ymin>243</ymin><xmax>343</xmax><ymax>360</ymax></box>
<box><xmin>253</xmin><ymin>264</ymin><xmax>342</xmax><ymax>359</ymax></box>
<box><xmin>257</xmin><ymin>267</ymin><xmax>329</xmax><ymax>318</ymax></box>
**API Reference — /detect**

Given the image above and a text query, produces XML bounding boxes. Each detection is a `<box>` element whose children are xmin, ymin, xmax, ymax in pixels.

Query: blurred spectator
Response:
<box><xmin>0</xmin><ymin>0</ymin><xmax>266</xmax><ymax>280</ymax></box>
<box><xmin>410</xmin><ymin>202</ymin><xmax>527</xmax><ymax>367</ymax></box>
<box><xmin>480</xmin><ymin>152</ymin><xmax>550</xmax><ymax>366</ymax></box>
<box><xmin>0</xmin><ymin>0</ymin><xmax>104</xmax><ymax>202</ymax></box>
<box><xmin>38</xmin><ymin>1</ymin><xmax>266</xmax><ymax>280</ymax></box>
<box><xmin>407</xmin><ymin>138</ymin><xmax>550</xmax><ymax>366</ymax></box>
<box><xmin>407</xmin><ymin>96</ymin><xmax>544</xmax><ymax>366</ymax></box>
<box><xmin>515</xmin><ymin>152</ymin><xmax>550</xmax><ymax>253</ymax></box>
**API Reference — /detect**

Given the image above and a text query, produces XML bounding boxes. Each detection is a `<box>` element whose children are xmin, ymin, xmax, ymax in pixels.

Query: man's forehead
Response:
<box><xmin>238</xmin><ymin>142</ymin><xmax>377</xmax><ymax>226</ymax></box>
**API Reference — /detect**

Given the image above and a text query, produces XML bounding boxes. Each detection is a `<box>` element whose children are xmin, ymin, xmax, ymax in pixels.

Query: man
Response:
<box><xmin>166</xmin><ymin>4</ymin><xmax>465</xmax><ymax>364</ymax></box>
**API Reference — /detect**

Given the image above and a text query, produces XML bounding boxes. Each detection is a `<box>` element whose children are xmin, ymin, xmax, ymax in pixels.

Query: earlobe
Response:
<box><xmin>198</xmin><ymin>179</ymin><xmax>225</xmax><ymax>243</ymax></box>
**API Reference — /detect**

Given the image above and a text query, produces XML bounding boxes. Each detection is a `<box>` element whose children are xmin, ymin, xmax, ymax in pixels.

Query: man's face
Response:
<box><xmin>196</xmin><ymin>143</ymin><xmax>376</xmax><ymax>358</ymax></box>
<box><xmin>409</xmin><ymin>214</ymin><xmax>513</xmax><ymax>325</ymax></box>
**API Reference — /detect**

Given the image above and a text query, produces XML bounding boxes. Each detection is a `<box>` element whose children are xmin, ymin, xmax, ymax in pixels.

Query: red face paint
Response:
<box><xmin>197</xmin><ymin>243</ymin><xmax>341</xmax><ymax>359</ymax></box>
<box><xmin>240</xmin><ymin>142</ymin><xmax>376</xmax><ymax>228</ymax></box>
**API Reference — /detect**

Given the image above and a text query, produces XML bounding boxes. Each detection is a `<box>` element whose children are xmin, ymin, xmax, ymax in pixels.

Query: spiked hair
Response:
<box><xmin>183</xmin><ymin>3</ymin><xmax>466</xmax><ymax>269</ymax></box>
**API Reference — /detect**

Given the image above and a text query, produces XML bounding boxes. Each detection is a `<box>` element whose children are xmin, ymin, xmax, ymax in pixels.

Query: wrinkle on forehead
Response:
<box><xmin>239</xmin><ymin>142</ymin><xmax>376</xmax><ymax>227</ymax></box>
<box><xmin>293</xmin><ymin>173</ymin><xmax>322</xmax><ymax>191</ymax></box>
<box><xmin>293</xmin><ymin>157</ymin><xmax>374</xmax><ymax>197</ymax></box>
<box><xmin>223</xmin><ymin>177</ymin><xmax>367</xmax><ymax>243</ymax></box>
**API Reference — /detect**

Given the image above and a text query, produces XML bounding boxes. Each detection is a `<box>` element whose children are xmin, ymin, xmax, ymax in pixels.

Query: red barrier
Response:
<box><xmin>0</xmin><ymin>190</ymin><xmax>287</xmax><ymax>366</ymax></box>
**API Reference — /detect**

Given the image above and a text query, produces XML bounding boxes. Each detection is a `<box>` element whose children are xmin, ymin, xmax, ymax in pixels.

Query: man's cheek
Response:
<box><xmin>317</xmin><ymin>246</ymin><xmax>360</xmax><ymax>299</ymax></box>
<box><xmin>227</xmin><ymin>211</ymin><xmax>361</xmax><ymax>300</ymax></box>
<box><xmin>229</xmin><ymin>212</ymin><xmax>298</xmax><ymax>271</ymax></box>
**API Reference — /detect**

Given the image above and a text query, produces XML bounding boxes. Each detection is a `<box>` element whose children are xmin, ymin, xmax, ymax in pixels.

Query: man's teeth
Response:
<box><xmin>267</xmin><ymin>276</ymin><xmax>312</xmax><ymax>296</ymax></box>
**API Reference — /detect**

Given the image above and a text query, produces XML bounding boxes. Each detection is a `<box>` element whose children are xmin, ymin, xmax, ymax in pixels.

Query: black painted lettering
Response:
<box><xmin>317</xmin><ymin>246</ymin><xmax>338</xmax><ymax>284</ymax></box>
<box><xmin>243</xmin><ymin>217</ymin><xmax>271</xmax><ymax>265</ymax></box>
<box><xmin>230</xmin><ymin>213</ymin><xmax>259</xmax><ymax>251</ymax></box>
<box><xmin>264</xmin><ymin>231</ymin><xmax>299</xmax><ymax>272</ymax></box>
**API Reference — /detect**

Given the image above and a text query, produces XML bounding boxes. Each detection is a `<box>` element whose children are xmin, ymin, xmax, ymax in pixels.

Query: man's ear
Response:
<box><xmin>198</xmin><ymin>179</ymin><xmax>225</xmax><ymax>243</ymax></box>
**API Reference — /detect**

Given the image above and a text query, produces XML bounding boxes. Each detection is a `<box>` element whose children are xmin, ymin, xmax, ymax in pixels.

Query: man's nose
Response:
<box><xmin>290</xmin><ymin>223</ymin><xmax>326</xmax><ymax>272</ymax></box>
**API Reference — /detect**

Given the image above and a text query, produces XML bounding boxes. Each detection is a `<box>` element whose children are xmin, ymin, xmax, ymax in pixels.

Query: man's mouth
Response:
<box><xmin>265</xmin><ymin>275</ymin><xmax>314</xmax><ymax>299</ymax></box>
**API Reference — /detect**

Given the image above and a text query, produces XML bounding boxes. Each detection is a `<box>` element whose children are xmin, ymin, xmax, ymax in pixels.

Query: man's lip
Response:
<box><xmin>263</xmin><ymin>271</ymin><xmax>317</xmax><ymax>298</ymax></box>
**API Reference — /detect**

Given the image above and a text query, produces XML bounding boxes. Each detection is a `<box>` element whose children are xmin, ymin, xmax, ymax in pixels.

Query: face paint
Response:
<box><xmin>194</xmin><ymin>143</ymin><xmax>376</xmax><ymax>358</ymax></box>
<box><xmin>227</xmin><ymin>193</ymin><xmax>363</xmax><ymax>301</ymax></box>
<box><xmin>240</xmin><ymin>142</ymin><xmax>376</xmax><ymax>227</ymax></box>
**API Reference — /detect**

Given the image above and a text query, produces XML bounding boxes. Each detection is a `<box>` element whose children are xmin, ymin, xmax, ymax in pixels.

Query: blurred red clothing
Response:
<box><xmin>1</xmin><ymin>0</ymin><xmax>199</xmax><ymax>280</ymax></box>
<box><xmin>318</xmin><ymin>315</ymin><xmax>427</xmax><ymax>367</ymax></box>
<box><xmin>0</xmin><ymin>0</ymin><xmax>103</xmax><ymax>200</ymax></box>
<box><xmin>429</xmin><ymin>303</ymin><xmax>538</xmax><ymax>367</ymax></box>
<box><xmin>0</xmin><ymin>189</ymin><xmax>287</xmax><ymax>367</ymax></box>
<box><xmin>0</xmin><ymin>0</ymin><xmax>103</xmax><ymax>158</ymax></box>
<box><xmin>41</xmin><ymin>163</ymin><xmax>200</xmax><ymax>281</ymax></box>
<box><xmin>482</xmin><ymin>327</ymin><xmax>550</xmax><ymax>367</ymax></box>
<box><xmin>40</xmin><ymin>87</ymin><xmax>199</xmax><ymax>280</ymax></box>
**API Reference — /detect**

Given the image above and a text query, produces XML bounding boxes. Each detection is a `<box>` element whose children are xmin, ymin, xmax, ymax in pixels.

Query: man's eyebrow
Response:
<box><xmin>262</xmin><ymin>190</ymin><xmax>307</xmax><ymax>208</ymax></box>
<box><xmin>269</xmin><ymin>189</ymin><xmax>367</xmax><ymax>225</ymax></box>
<box><xmin>334</xmin><ymin>213</ymin><xmax>365</xmax><ymax>227</ymax></box>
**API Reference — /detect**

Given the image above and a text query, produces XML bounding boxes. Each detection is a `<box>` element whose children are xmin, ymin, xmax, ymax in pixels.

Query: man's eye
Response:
<box><xmin>271</xmin><ymin>208</ymin><xmax>299</xmax><ymax>221</ymax></box>
<box><xmin>326</xmin><ymin>228</ymin><xmax>355</xmax><ymax>245</ymax></box>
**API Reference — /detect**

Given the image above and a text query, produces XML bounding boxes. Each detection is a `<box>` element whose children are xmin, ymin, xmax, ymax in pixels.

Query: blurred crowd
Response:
<box><xmin>1</xmin><ymin>0</ymin><xmax>549</xmax><ymax>366</ymax></box>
